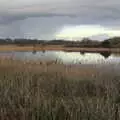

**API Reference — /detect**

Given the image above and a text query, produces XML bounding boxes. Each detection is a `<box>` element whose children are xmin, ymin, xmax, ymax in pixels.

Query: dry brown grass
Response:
<box><xmin>0</xmin><ymin>58</ymin><xmax>98</xmax><ymax>79</ymax></box>
<box><xmin>0</xmin><ymin>45</ymin><xmax>120</xmax><ymax>52</ymax></box>
<box><xmin>0</xmin><ymin>58</ymin><xmax>120</xmax><ymax>119</ymax></box>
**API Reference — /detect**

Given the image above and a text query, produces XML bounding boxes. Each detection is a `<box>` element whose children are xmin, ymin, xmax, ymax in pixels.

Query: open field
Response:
<box><xmin>0</xmin><ymin>45</ymin><xmax>120</xmax><ymax>52</ymax></box>
<box><xmin>0</xmin><ymin>58</ymin><xmax>120</xmax><ymax>119</ymax></box>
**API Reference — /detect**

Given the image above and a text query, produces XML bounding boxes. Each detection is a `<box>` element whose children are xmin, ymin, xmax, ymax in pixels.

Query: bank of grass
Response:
<box><xmin>0</xmin><ymin>58</ymin><xmax>120</xmax><ymax>119</ymax></box>
<box><xmin>0</xmin><ymin>44</ymin><xmax>120</xmax><ymax>52</ymax></box>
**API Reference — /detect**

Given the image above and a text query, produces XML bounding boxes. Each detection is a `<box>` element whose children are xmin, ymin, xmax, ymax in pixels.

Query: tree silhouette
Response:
<box><xmin>101</xmin><ymin>40</ymin><xmax>111</xmax><ymax>48</ymax></box>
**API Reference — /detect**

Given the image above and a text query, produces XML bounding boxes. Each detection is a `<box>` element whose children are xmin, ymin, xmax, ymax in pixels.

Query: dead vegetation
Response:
<box><xmin>0</xmin><ymin>58</ymin><xmax>120</xmax><ymax>119</ymax></box>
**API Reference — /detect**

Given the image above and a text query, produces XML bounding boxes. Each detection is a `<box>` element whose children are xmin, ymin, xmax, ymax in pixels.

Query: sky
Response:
<box><xmin>0</xmin><ymin>0</ymin><xmax>120</xmax><ymax>40</ymax></box>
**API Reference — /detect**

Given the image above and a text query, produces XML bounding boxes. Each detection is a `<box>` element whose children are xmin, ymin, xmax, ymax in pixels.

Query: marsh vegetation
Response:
<box><xmin>0</xmin><ymin>58</ymin><xmax>120</xmax><ymax>119</ymax></box>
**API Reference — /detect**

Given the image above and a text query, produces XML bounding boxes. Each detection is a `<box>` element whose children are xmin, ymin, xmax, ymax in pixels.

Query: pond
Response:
<box><xmin>0</xmin><ymin>51</ymin><xmax>120</xmax><ymax>65</ymax></box>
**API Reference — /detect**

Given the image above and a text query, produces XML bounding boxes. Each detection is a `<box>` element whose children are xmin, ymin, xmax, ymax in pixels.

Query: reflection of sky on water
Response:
<box><xmin>53</xmin><ymin>52</ymin><xmax>105</xmax><ymax>64</ymax></box>
<box><xmin>0</xmin><ymin>51</ymin><xmax>120</xmax><ymax>64</ymax></box>
<box><xmin>13</xmin><ymin>51</ymin><xmax>58</xmax><ymax>61</ymax></box>
<box><xmin>106</xmin><ymin>54</ymin><xmax>120</xmax><ymax>64</ymax></box>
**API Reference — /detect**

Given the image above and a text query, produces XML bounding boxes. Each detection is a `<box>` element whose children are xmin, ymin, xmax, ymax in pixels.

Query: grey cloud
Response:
<box><xmin>0</xmin><ymin>0</ymin><xmax>120</xmax><ymax>39</ymax></box>
<box><xmin>0</xmin><ymin>15</ymin><xmax>26</xmax><ymax>25</ymax></box>
<box><xmin>0</xmin><ymin>16</ymin><xmax>120</xmax><ymax>39</ymax></box>
<box><xmin>0</xmin><ymin>13</ymin><xmax>76</xmax><ymax>25</ymax></box>
<box><xmin>0</xmin><ymin>16</ymin><xmax>100</xmax><ymax>39</ymax></box>
<box><xmin>1</xmin><ymin>0</ymin><xmax>120</xmax><ymax>24</ymax></box>
<box><xmin>0</xmin><ymin>16</ymin><xmax>76</xmax><ymax>39</ymax></box>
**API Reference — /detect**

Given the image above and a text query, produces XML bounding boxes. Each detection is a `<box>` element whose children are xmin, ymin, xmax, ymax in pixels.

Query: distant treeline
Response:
<box><xmin>0</xmin><ymin>37</ymin><xmax>120</xmax><ymax>48</ymax></box>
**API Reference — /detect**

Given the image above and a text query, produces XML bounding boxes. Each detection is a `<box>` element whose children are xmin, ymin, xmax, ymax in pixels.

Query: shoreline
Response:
<box><xmin>0</xmin><ymin>45</ymin><xmax>119</xmax><ymax>52</ymax></box>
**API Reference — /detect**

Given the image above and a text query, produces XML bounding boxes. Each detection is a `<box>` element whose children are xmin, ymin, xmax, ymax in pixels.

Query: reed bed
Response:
<box><xmin>0</xmin><ymin>58</ymin><xmax>120</xmax><ymax>120</ymax></box>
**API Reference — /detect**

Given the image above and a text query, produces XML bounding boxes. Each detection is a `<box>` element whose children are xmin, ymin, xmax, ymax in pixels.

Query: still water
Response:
<box><xmin>0</xmin><ymin>51</ymin><xmax>120</xmax><ymax>65</ymax></box>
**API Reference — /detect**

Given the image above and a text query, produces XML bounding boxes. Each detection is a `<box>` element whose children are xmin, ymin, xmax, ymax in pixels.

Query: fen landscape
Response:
<box><xmin>0</xmin><ymin>37</ymin><xmax>119</xmax><ymax>119</ymax></box>
<box><xmin>2</xmin><ymin>0</ymin><xmax>120</xmax><ymax>119</ymax></box>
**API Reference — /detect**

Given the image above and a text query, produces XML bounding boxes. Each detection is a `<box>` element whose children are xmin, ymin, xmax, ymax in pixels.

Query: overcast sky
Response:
<box><xmin>0</xmin><ymin>0</ymin><xmax>120</xmax><ymax>40</ymax></box>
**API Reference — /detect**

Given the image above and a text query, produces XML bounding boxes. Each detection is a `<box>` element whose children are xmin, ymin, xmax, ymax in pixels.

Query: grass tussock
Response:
<box><xmin>0</xmin><ymin>58</ymin><xmax>120</xmax><ymax>119</ymax></box>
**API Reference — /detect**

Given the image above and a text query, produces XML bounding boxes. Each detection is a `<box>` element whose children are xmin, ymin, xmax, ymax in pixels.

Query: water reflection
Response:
<box><xmin>42</xmin><ymin>50</ymin><xmax>46</xmax><ymax>53</ymax></box>
<box><xmin>99</xmin><ymin>52</ymin><xmax>111</xmax><ymax>58</ymax></box>
<box><xmin>80</xmin><ymin>51</ymin><xmax>111</xmax><ymax>58</ymax></box>
<box><xmin>32</xmin><ymin>50</ymin><xmax>37</xmax><ymax>54</ymax></box>
<box><xmin>80</xmin><ymin>51</ymin><xmax>85</xmax><ymax>55</ymax></box>
<box><xmin>0</xmin><ymin>51</ymin><xmax>120</xmax><ymax>64</ymax></box>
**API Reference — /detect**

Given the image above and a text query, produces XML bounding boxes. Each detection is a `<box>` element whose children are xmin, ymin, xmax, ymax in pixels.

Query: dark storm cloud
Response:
<box><xmin>1</xmin><ymin>0</ymin><xmax>120</xmax><ymax>24</ymax></box>
<box><xmin>0</xmin><ymin>15</ymin><xmax>26</xmax><ymax>25</ymax></box>
<box><xmin>0</xmin><ymin>0</ymin><xmax>120</xmax><ymax>39</ymax></box>
<box><xmin>0</xmin><ymin>13</ymin><xmax>76</xmax><ymax>25</ymax></box>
